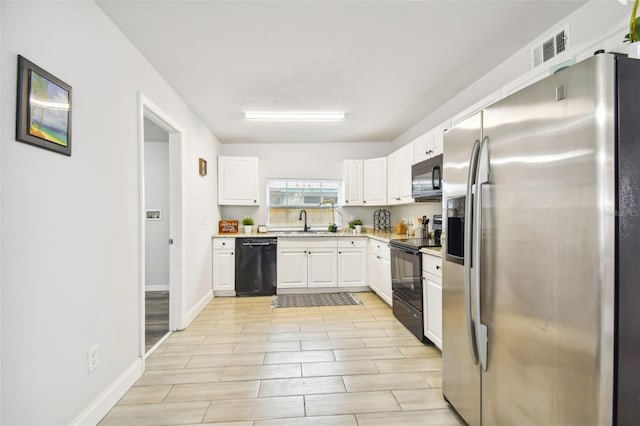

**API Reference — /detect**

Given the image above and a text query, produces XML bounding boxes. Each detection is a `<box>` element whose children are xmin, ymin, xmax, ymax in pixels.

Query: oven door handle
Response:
<box><xmin>464</xmin><ymin>139</ymin><xmax>481</xmax><ymax>365</ymax></box>
<box><xmin>390</xmin><ymin>246</ymin><xmax>420</xmax><ymax>256</ymax></box>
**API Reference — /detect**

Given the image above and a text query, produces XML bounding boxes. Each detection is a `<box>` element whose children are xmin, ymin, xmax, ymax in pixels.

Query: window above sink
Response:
<box><xmin>267</xmin><ymin>178</ymin><xmax>342</xmax><ymax>230</ymax></box>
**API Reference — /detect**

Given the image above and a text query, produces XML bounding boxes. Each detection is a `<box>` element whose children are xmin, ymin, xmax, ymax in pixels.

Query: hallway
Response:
<box><xmin>100</xmin><ymin>293</ymin><xmax>460</xmax><ymax>425</ymax></box>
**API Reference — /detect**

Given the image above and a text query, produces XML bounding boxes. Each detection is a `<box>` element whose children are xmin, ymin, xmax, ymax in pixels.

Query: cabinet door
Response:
<box><xmin>363</xmin><ymin>157</ymin><xmax>387</xmax><ymax>206</ymax></box>
<box><xmin>399</xmin><ymin>143</ymin><xmax>414</xmax><ymax>203</ymax></box>
<box><xmin>430</xmin><ymin>119</ymin><xmax>451</xmax><ymax>158</ymax></box>
<box><xmin>308</xmin><ymin>248</ymin><xmax>338</xmax><ymax>288</ymax></box>
<box><xmin>387</xmin><ymin>150</ymin><xmax>401</xmax><ymax>204</ymax></box>
<box><xmin>368</xmin><ymin>252</ymin><xmax>380</xmax><ymax>294</ymax></box>
<box><xmin>212</xmin><ymin>249</ymin><xmax>235</xmax><ymax>291</ymax></box>
<box><xmin>425</xmin><ymin>272</ymin><xmax>443</xmax><ymax>350</ymax></box>
<box><xmin>413</xmin><ymin>132</ymin><xmax>431</xmax><ymax>164</ymax></box>
<box><xmin>379</xmin><ymin>257</ymin><xmax>392</xmax><ymax>306</ymax></box>
<box><xmin>218</xmin><ymin>156</ymin><xmax>259</xmax><ymax>205</ymax></box>
<box><xmin>343</xmin><ymin>160</ymin><xmax>364</xmax><ymax>206</ymax></box>
<box><xmin>338</xmin><ymin>248</ymin><xmax>367</xmax><ymax>287</ymax></box>
<box><xmin>277</xmin><ymin>248</ymin><xmax>307</xmax><ymax>288</ymax></box>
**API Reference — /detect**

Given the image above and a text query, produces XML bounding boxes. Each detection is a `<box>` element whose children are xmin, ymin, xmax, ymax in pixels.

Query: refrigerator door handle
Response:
<box><xmin>464</xmin><ymin>139</ymin><xmax>481</xmax><ymax>364</ymax></box>
<box><xmin>473</xmin><ymin>136</ymin><xmax>490</xmax><ymax>371</ymax></box>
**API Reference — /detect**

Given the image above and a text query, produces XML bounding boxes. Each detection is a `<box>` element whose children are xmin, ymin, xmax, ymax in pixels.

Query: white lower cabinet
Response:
<box><xmin>369</xmin><ymin>240</ymin><xmax>392</xmax><ymax>305</ymax></box>
<box><xmin>307</xmin><ymin>249</ymin><xmax>338</xmax><ymax>288</ymax></box>
<box><xmin>277</xmin><ymin>248</ymin><xmax>307</xmax><ymax>288</ymax></box>
<box><xmin>338</xmin><ymin>238</ymin><xmax>368</xmax><ymax>287</ymax></box>
<box><xmin>422</xmin><ymin>253</ymin><xmax>443</xmax><ymax>350</ymax></box>
<box><xmin>212</xmin><ymin>237</ymin><xmax>236</xmax><ymax>296</ymax></box>
<box><xmin>277</xmin><ymin>238</ymin><xmax>337</xmax><ymax>289</ymax></box>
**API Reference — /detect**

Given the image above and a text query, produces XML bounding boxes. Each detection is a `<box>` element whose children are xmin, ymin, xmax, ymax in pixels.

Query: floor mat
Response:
<box><xmin>272</xmin><ymin>292</ymin><xmax>362</xmax><ymax>308</ymax></box>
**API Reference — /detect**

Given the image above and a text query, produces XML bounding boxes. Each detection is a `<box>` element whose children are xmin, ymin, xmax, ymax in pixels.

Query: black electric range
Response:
<box><xmin>389</xmin><ymin>237</ymin><xmax>441</xmax><ymax>251</ymax></box>
<box><xmin>389</xmin><ymin>237</ymin><xmax>441</xmax><ymax>343</ymax></box>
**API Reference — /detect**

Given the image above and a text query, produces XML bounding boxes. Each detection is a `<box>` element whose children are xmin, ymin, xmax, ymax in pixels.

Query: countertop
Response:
<box><xmin>212</xmin><ymin>230</ymin><xmax>408</xmax><ymax>242</ymax></box>
<box><xmin>212</xmin><ymin>230</ymin><xmax>443</xmax><ymax>258</ymax></box>
<box><xmin>420</xmin><ymin>247</ymin><xmax>443</xmax><ymax>258</ymax></box>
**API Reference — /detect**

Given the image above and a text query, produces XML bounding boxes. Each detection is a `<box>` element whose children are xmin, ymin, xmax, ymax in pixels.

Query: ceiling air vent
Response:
<box><xmin>531</xmin><ymin>27</ymin><xmax>569</xmax><ymax>69</ymax></box>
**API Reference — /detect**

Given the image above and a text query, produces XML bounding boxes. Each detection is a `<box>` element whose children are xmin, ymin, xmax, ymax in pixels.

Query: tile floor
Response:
<box><xmin>100</xmin><ymin>292</ymin><xmax>462</xmax><ymax>425</ymax></box>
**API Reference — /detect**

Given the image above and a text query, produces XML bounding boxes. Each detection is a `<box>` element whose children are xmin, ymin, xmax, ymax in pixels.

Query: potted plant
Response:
<box><xmin>328</xmin><ymin>223</ymin><xmax>338</xmax><ymax>233</ymax></box>
<box><xmin>241</xmin><ymin>217</ymin><xmax>254</xmax><ymax>234</ymax></box>
<box><xmin>352</xmin><ymin>218</ymin><xmax>363</xmax><ymax>233</ymax></box>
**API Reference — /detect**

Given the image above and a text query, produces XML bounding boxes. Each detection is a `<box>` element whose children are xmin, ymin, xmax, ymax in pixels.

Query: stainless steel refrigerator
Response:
<box><xmin>442</xmin><ymin>53</ymin><xmax>640</xmax><ymax>425</ymax></box>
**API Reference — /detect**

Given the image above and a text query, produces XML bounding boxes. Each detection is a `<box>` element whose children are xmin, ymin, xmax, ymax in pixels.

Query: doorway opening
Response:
<box><xmin>138</xmin><ymin>94</ymin><xmax>185</xmax><ymax>357</ymax></box>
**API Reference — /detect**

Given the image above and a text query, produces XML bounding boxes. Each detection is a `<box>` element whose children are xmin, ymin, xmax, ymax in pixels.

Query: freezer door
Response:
<box><xmin>442</xmin><ymin>112</ymin><xmax>482</xmax><ymax>426</ymax></box>
<box><xmin>481</xmin><ymin>54</ymin><xmax>615</xmax><ymax>425</ymax></box>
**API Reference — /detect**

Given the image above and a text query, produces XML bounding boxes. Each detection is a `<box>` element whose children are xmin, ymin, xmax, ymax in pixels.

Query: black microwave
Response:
<box><xmin>412</xmin><ymin>155</ymin><xmax>443</xmax><ymax>201</ymax></box>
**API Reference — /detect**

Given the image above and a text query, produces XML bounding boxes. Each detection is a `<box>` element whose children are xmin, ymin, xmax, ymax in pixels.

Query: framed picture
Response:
<box><xmin>199</xmin><ymin>157</ymin><xmax>207</xmax><ymax>176</ymax></box>
<box><xmin>16</xmin><ymin>55</ymin><xmax>72</xmax><ymax>156</ymax></box>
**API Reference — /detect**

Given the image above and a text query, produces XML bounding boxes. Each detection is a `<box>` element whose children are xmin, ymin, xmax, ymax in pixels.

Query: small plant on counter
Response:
<box><xmin>242</xmin><ymin>217</ymin><xmax>254</xmax><ymax>234</ymax></box>
<box><xmin>348</xmin><ymin>217</ymin><xmax>363</xmax><ymax>229</ymax></box>
<box><xmin>328</xmin><ymin>223</ymin><xmax>338</xmax><ymax>232</ymax></box>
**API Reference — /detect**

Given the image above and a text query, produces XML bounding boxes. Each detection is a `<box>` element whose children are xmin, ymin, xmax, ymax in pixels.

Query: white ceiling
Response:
<box><xmin>97</xmin><ymin>0</ymin><xmax>585</xmax><ymax>144</ymax></box>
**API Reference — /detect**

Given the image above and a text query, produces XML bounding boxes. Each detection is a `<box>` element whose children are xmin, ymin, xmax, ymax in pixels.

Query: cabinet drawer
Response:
<box><xmin>422</xmin><ymin>254</ymin><xmax>442</xmax><ymax>277</ymax></box>
<box><xmin>370</xmin><ymin>240</ymin><xmax>390</xmax><ymax>261</ymax></box>
<box><xmin>338</xmin><ymin>237</ymin><xmax>368</xmax><ymax>248</ymax></box>
<box><xmin>213</xmin><ymin>237</ymin><xmax>235</xmax><ymax>250</ymax></box>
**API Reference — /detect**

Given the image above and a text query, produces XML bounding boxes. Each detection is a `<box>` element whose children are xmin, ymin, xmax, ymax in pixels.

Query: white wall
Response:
<box><xmin>0</xmin><ymin>1</ymin><xmax>220</xmax><ymax>424</ymax></box>
<box><xmin>144</xmin><ymin>141</ymin><xmax>170</xmax><ymax>289</ymax></box>
<box><xmin>391</xmin><ymin>1</ymin><xmax>632</xmax><ymax>150</ymax></box>
<box><xmin>220</xmin><ymin>142</ymin><xmax>390</xmax><ymax>227</ymax></box>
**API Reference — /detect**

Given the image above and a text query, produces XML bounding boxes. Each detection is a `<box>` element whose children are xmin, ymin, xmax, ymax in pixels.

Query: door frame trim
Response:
<box><xmin>137</xmin><ymin>93</ymin><xmax>186</xmax><ymax>359</ymax></box>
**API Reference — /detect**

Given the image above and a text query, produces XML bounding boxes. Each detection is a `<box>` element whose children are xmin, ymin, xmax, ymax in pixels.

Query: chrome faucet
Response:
<box><xmin>299</xmin><ymin>209</ymin><xmax>310</xmax><ymax>232</ymax></box>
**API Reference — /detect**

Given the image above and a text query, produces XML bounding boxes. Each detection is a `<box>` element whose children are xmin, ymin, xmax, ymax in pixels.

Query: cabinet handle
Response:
<box><xmin>338</xmin><ymin>251</ymin><xmax>342</xmax><ymax>254</ymax></box>
<box><xmin>436</xmin><ymin>265</ymin><xmax>441</xmax><ymax>270</ymax></box>
<box><xmin>253</xmin><ymin>200</ymin><xmax>257</xmax><ymax>203</ymax></box>
<box><xmin>363</xmin><ymin>200</ymin><xmax>367</xmax><ymax>203</ymax></box>
<box><xmin>346</xmin><ymin>200</ymin><xmax>349</xmax><ymax>203</ymax></box>
<box><xmin>231</xmin><ymin>252</ymin><xmax>234</xmax><ymax>255</ymax></box>
<box><xmin>351</xmin><ymin>241</ymin><xmax>354</xmax><ymax>245</ymax></box>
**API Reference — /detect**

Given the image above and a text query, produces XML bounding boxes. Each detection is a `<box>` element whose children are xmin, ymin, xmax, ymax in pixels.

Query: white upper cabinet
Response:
<box><xmin>344</xmin><ymin>157</ymin><xmax>387</xmax><ymax>206</ymax></box>
<box><xmin>387</xmin><ymin>143</ymin><xmax>414</xmax><ymax>205</ymax></box>
<box><xmin>429</xmin><ymin>119</ymin><xmax>451</xmax><ymax>158</ymax></box>
<box><xmin>414</xmin><ymin>119</ymin><xmax>451</xmax><ymax>164</ymax></box>
<box><xmin>218</xmin><ymin>156</ymin><xmax>259</xmax><ymax>205</ymax></box>
<box><xmin>387</xmin><ymin>142</ymin><xmax>414</xmax><ymax>205</ymax></box>
<box><xmin>387</xmin><ymin>150</ymin><xmax>401</xmax><ymax>204</ymax></box>
<box><xmin>362</xmin><ymin>157</ymin><xmax>387</xmax><ymax>206</ymax></box>
<box><xmin>343</xmin><ymin>159</ymin><xmax>364</xmax><ymax>206</ymax></box>
<box><xmin>413</xmin><ymin>133</ymin><xmax>431</xmax><ymax>164</ymax></box>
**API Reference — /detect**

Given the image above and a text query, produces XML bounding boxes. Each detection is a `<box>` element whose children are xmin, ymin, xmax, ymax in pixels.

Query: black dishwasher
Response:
<box><xmin>235</xmin><ymin>238</ymin><xmax>277</xmax><ymax>296</ymax></box>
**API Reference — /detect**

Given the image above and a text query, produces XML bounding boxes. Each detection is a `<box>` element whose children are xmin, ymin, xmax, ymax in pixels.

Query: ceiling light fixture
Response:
<box><xmin>244</xmin><ymin>111</ymin><xmax>345</xmax><ymax>122</ymax></box>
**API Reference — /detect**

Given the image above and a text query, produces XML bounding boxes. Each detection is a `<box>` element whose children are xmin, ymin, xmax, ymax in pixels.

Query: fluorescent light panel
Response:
<box><xmin>245</xmin><ymin>111</ymin><xmax>345</xmax><ymax>122</ymax></box>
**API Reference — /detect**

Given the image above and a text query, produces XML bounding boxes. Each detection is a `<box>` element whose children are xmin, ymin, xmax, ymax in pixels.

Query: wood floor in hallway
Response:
<box><xmin>99</xmin><ymin>292</ymin><xmax>462</xmax><ymax>425</ymax></box>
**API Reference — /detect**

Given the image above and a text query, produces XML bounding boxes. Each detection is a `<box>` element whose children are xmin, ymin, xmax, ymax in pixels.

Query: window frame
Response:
<box><xmin>266</xmin><ymin>178</ymin><xmax>342</xmax><ymax>230</ymax></box>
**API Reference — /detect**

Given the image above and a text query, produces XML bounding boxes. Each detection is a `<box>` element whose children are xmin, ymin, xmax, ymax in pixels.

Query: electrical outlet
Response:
<box><xmin>88</xmin><ymin>344</ymin><xmax>99</xmax><ymax>373</ymax></box>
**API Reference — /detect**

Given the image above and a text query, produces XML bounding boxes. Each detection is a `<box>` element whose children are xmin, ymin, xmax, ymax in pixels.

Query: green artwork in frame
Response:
<box><xmin>16</xmin><ymin>55</ymin><xmax>72</xmax><ymax>156</ymax></box>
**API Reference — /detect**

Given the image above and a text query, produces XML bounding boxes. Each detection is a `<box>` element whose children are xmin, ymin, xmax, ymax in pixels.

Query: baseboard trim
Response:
<box><xmin>145</xmin><ymin>284</ymin><xmax>170</xmax><ymax>292</ymax></box>
<box><xmin>71</xmin><ymin>357</ymin><xmax>143</xmax><ymax>426</ymax></box>
<box><xmin>183</xmin><ymin>289</ymin><xmax>213</xmax><ymax>328</ymax></box>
